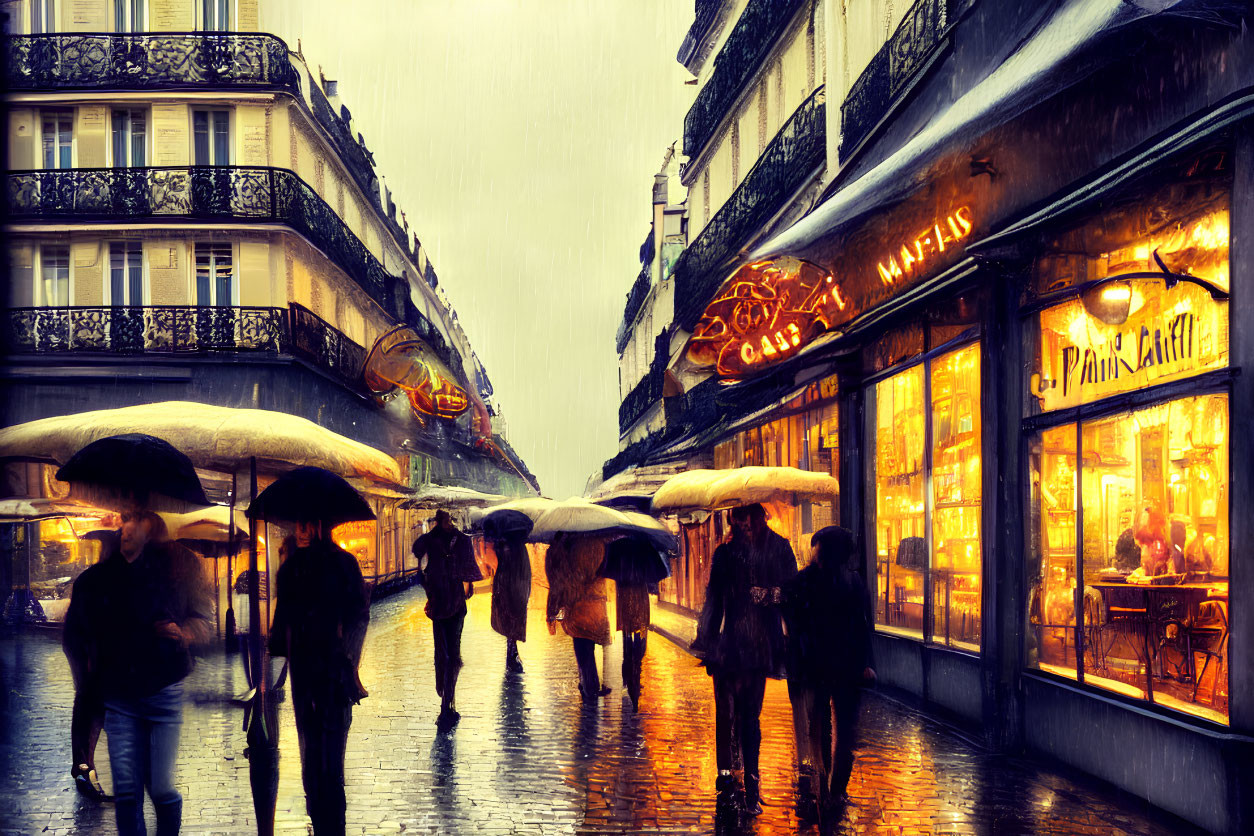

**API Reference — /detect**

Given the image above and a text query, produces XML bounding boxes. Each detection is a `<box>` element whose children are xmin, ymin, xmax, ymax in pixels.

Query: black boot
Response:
<box><xmin>715</xmin><ymin>771</ymin><xmax>739</xmax><ymax>810</ymax></box>
<box><xmin>743</xmin><ymin>772</ymin><xmax>763</xmax><ymax>816</ymax></box>
<box><xmin>153</xmin><ymin>797</ymin><xmax>182</xmax><ymax>836</ymax></box>
<box><xmin>506</xmin><ymin>640</ymin><xmax>523</xmax><ymax>673</ymax></box>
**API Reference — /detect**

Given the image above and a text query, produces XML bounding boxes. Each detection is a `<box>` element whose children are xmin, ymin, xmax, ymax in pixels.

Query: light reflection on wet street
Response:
<box><xmin>1</xmin><ymin>585</ymin><xmax>1195</xmax><ymax>834</ymax></box>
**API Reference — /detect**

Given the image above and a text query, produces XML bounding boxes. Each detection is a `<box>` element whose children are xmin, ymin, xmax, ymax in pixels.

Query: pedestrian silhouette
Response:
<box><xmin>484</xmin><ymin>509</ymin><xmax>534</xmax><ymax>673</ymax></box>
<box><xmin>546</xmin><ymin>532</ymin><xmax>612</xmax><ymax>702</ymax></box>
<box><xmin>413</xmin><ymin>509</ymin><xmax>483</xmax><ymax>727</ymax></box>
<box><xmin>692</xmin><ymin>503</ymin><xmax>796</xmax><ymax>816</ymax></box>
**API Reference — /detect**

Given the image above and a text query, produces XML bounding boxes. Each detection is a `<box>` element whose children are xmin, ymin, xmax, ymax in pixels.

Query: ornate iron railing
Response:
<box><xmin>288</xmin><ymin>303</ymin><xmax>367</xmax><ymax>392</ymax></box>
<box><xmin>4</xmin><ymin>305</ymin><xmax>286</xmax><ymax>354</ymax></box>
<box><xmin>2</xmin><ymin>304</ymin><xmax>374</xmax><ymax>394</ymax></box>
<box><xmin>617</xmin><ymin>263</ymin><xmax>652</xmax><ymax>354</ymax></box>
<box><xmin>4</xmin><ymin>32</ymin><xmax>300</xmax><ymax>93</ymax></box>
<box><xmin>308</xmin><ymin>79</ymin><xmax>378</xmax><ymax>206</ymax></box>
<box><xmin>619</xmin><ymin>341</ymin><xmax>669</xmax><ymax>434</ymax></box>
<box><xmin>840</xmin><ymin>0</ymin><xmax>949</xmax><ymax>159</ymax></box>
<box><xmin>5</xmin><ymin>165</ymin><xmax>453</xmax><ymax>365</ymax></box>
<box><xmin>682</xmin><ymin>0</ymin><xmax>809</xmax><ymax>160</ymax></box>
<box><xmin>674</xmin><ymin>86</ymin><xmax>826</xmax><ymax>331</ymax></box>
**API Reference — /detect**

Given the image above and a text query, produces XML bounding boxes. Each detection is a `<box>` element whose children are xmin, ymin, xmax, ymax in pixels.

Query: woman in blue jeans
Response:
<box><xmin>66</xmin><ymin>509</ymin><xmax>213</xmax><ymax>835</ymax></box>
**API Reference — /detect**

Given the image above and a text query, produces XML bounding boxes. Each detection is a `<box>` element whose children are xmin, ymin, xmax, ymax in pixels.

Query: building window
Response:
<box><xmin>201</xmin><ymin>0</ymin><xmax>229</xmax><ymax>31</ymax></box>
<box><xmin>40</xmin><ymin>245</ymin><xmax>70</xmax><ymax>306</ymax></box>
<box><xmin>195</xmin><ymin>243</ymin><xmax>232</xmax><ymax>306</ymax></box>
<box><xmin>30</xmin><ymin>0</ymin><xmax>54</xmax><ymax>33</ymax></box>
<box><xmin>111</xmin><ymin>109</ymin><xmax>147</xmax><ymax>167</ymax></box>
<box><xmin>114</xmin><ymin>0</ymin><xmax>144</xmax><ymax>32</ymax></box>
<box><xmin>42</xmin><ymin>110</ymin><xmax>73</xmax><ymax>170</ymax></box>
<box><xmin>192</xmin><ymin>110</ymin><xmax>230</xmax><ymax>166</ymax></box>
<box><xmin>1025</xmin><ymin>179</ymin><xmax>1230</xmax><ymax>724</ymax></box>
<box><xmin>109</xmin><ymin>242</ymin><xmax>143</xmax><ymax>305</ymax></box>
<box><xmin>873</xmin><ymin>341</ymin><xmax>983</xmax><ymax>651</ymax></box>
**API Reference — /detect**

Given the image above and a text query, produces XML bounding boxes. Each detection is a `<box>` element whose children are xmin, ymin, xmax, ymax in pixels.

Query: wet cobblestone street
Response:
<box><xmin>1</xmin><ymin>586</ymin><xmax>1198</xmax><ymax>835</ymax></box>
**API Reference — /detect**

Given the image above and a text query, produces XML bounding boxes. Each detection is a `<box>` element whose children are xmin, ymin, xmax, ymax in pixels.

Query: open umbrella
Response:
<box><xmin>708</xmin><ymin>466</ymin><xmax>840</xmax><ymax>509</ymax></box>
<box><xmin>55</xmin><ymin>433</ymin><xmax>209</xmax><ymax>512</ymax></box>
<box><xmin>483</xmin><ymin>509</ymin><xmax>534</xmax><ymax>540</ymax></box>
<box><xmin>161</xmin><ymin>506</ymin><xmax>250</xmax><ymax>543</ymax></box>
<box><xmin>246</xmin><ymin>466</ymin><xmax>375</xmax><ymax>527</ymax></box>
<box><xmin>530</xmin><ymin>498</ymin><xmax>634</xmax><ymax>543</ymax></box>
<box><xmin>650</xmin><ymin>469</ymin><xmax>723</xmax><ymax>514</ymax></box>
<box><xmin>619</xmin><ymin>511</ymin><xmax>680</xmax><ymax>554</ymax></box>
<box><xmin>599</xmin><ymin>535</ymin><xmax>671</xmax><ymax>585</ymax></box>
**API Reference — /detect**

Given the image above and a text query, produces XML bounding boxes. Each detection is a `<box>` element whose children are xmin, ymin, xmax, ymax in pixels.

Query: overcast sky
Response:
<box><xmin>262</xmin><ymin>1</ymin><xmax>694</xmax><ymax>498</ymax></box>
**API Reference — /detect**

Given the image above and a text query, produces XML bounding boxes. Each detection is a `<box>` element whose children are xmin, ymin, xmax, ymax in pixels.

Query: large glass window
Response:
<box><xmin>30</xmin><ymin>0</ymin><xmax>54</xmax><ymax>33</ymax></box>
<box><xmin>114</xmin><ymin>0</ymin><xmax>144</xmax><ymax>31</ymax></box>
<box><xmin>40</xmin><ymin>245</ymin><xmax>70</xmax><ymax>306</ymax></box>
<box><xmin>201</xmin><ymin>0</ymin><xmax>229</xmax><ymax>31</ymax></box>
<box><xmin>42</xmin><ymin>110</ymin><xmax>73</xmax><ymax>170</ymax></box>
<box><xmin>874</xmin><ymin>343</ymin><xmax>983</xmax><ymax>649</ymax></box>
<box><xmin>109</xmin><ymin>242</ymin><xmax>143</xmax><ymax>305</ymax></box>
<box><xmin>193</xmin><ymin>110</ymin><xmax>230</xmax><ymax>166</ymax></box>
<box><xmin>1028</xmin><ymin>395</ymin><xmax>1229</xmax><ymax>723</ymax></box>
<box><xmin>112</xmin><ymin>109</ymin><xmax>147</xmax><ymax>167</ymax></box>
<box><xmin>195</xmin><ymin>243</ymin><xmax>232</xmax><ymax>306</ymax></box>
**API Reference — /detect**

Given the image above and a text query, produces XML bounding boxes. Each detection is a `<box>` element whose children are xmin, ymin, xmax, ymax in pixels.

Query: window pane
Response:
<box><xmin>132</xmin><ymin>0</ymin><xmax>144</xmax><ymax>30</ymax></box>
<box><xmin>215</xmin><ymin>255</ymin><xmax>232</xmax><ymax>306</ymax></box>
<box><xmin>1028</xmin><ymin>424</ymin><xmax>1079</xmax><ymax>678</ymax></box>
<box><xmin>115</xmin><ymin>0</ymin><xmax>124</xmax><ymax>30</ymax></box>
<box><xmin>112</xmin><ymin>111</ymin><xmax>126</xmax><ymax>167</ymax></box>
<box><xmin>874</xmin><ymin>364</ymin><xmax>926</xmax><ymax>638</ymax></box>
<box><xmin>42</xmin><ymin>247</ymin><xmax>69</xmax><ymax>306</ymax></box>
<box><xmin>128</xmin><ymin>243</ymin><xmax>143</xmax><ymax>304</ymax></box>
<box><xmin>131</xmin><ymin>112</ymin><xmax>145</xmax><ymax>166</ymax></box>
<box><xmin>110</xmin><ymin>244</ymin><xmax>125</xmax><ymax>304</ymax></box>
<box><xmin>193</xmin><ymin>111</ymin><xmax>209</xmax><ymax>165</ymax></box>
<box><xmin>1079</xmin><ymin>396</ymin><xmax>1229</xmax><ymax>723</ymax></box>
<box><xmin>931</xmin><ymin>343</ymin><xmax>982</xmax><ymax>651</ymax></box>
<box><xmin>212</xmin><ymin>112</ymin><xmax>229</xmax><ymax>165</ymax></box>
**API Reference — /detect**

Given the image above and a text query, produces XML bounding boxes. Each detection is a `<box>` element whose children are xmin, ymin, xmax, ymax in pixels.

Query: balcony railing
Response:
<box><xmin>674</xmin><ymin>86</ymin><xmax>826</xmax><ymax>331</ymax></box>
<box><xmin>619</xmin><ymin>332</ymin><xmax>672</xmax><ymax>434</ymax></box>
<box><xmin>4</xmin><ymin>32</ymin><xmax>300</xmax><ymax>93</ymax></box>
<box><xmin>840</xmin><ymin>0</ymin><xmax>949</xmax><ymax>159</ymax></box>
<box><xmin>617</xmin><ymin>263</ymin><xmax>652</xmax><ymax>354</ymax></box>
<box><xmin>3</xmin><ymin>304</ymin><xmax>371</xmax><ymax>394</ymax></box>
<box><xmin>6</xmin><ymin>165</ymin><xmax>453</xmax><ymax>368</ymax></box>
<box><xmin>683</xmin><ymin>0</ymin><xmax>809</xmax><ymax>160</ymax></box>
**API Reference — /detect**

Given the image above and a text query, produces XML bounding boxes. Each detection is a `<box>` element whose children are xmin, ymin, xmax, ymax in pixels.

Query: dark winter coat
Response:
<box><xmin>692</xmin><ymin>528</ymin><xmax>798</xmax><ymax>678</ymax></box>
<box><xmin>64</xmin><ymin>538</ymin><xmax>212</xmax><ymax>700</ymax></box>
<box><xmin>269</xmin><ymin>539</ymin><xmax>371</xmax><ymax>710</ymax></box>
<box><xmin>490</xmin><ymin>537</ymin><xmax>532</xmax><ymax>642</ymax></box>
<box><xmin>545</xmin><ymin>535</ymin><xmax>611</xmax><ymax>645</ymax></box>
<box><xmin>413</xmin><ymin>527</ymin><xmax>482</xmax><ymax>621</ymax></box>
<box><xmin>782</xmin><ymin>562</ymin><xmax>875</xmax><ymax>689</ymax></box>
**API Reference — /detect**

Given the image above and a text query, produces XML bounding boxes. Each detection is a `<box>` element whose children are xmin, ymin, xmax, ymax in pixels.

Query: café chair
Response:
<box><xmin>1190</xmin><ymin>599</ymin><xmax>1228</xmax><ymax>704</ymax></box>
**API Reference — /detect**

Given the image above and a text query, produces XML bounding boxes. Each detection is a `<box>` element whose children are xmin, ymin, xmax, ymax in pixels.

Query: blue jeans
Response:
<box><xmin>104</xmin><ymin>682</ymin><xmax>185</xmax><ymax>836</ymax></box>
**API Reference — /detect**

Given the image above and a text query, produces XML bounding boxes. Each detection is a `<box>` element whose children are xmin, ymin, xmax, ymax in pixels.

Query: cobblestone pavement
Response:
<box><xmin>1</xmin><ymin>585</ymin><xmax>1197</xmax><ymax>835</ymax></box>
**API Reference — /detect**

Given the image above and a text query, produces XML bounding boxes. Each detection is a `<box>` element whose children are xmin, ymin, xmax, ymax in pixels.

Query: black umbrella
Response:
<box><xmin>56</xmin><ymin>434</ymin><xmax>209</xmax><ymax>511</ymax></box>
<box><xmin>483</xmin><ymin>508</ymin><xmax>534</xmax><ymax>540</ymax></box>
<box><xmin>246</xmin><ymin>466</ymin><xmax>375</xmax><ymax>527</ymax></box>
<box><xmin>598</xmin><ymin>535</ymin><xmax>671</xmax><ymax>586</ymax></box>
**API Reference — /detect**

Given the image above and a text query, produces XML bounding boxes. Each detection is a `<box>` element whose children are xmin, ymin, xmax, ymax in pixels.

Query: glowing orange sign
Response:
<box><xmin>365</xmin><ymin>325</ymin><xmax>471</xmax><ymax>419</ymax></box>
<box><xmin>877</xmin><ymin>206</ymin><xmax>973</xmax><ymax>286</ymax></box>
<box><xmin>687</xmin><ymin>258</ymin><xmax>849</xmax><ymax>377</ymax></box>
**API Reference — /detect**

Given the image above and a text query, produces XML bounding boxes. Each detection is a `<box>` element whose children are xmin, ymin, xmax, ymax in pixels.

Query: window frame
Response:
<box><xmin>193</xmin><ymin>241</ymin><xmax>235</xmax><ymax>307</ymax></box>
<box><xmin>198</xmin><ymin>0</ymin><xmax>231</xmax><ymax>32</ymax></box>
<box><xmin>191</xmin><ymin>109</ymin><xmax>232</xmax><ymax>166</ymax></box>
<box><xmin>107</xmin><ymin>240</ymin><xmax>146</xmax><ymax>306</ymax></box>
<box><xmin>865</xmin><ymin>325</ymin><xmax>984</xmax><ymax>653</ymax></box>
<box><xmin>40</xmin><ymin>109</ymin><xmax>74</xmax><ymax>171</ymax></box>
<box><xmin>37</xmin><ymin>244</ymin><xmax>72</xmax><ymax>307</ymax></box>
<box><xmin>29</xmin><ymin>0</ymin><xmax>55</xmax><ymax>34</ymax></box>
<box><xmin>114</xmin><ymin>0</ymin><xmax>146</xmax><ymax>32</ymax></box>
<box><xmin>111</xmin><ymin>108</ymin><xmax>148</xmax><ymax>168</ymax></box>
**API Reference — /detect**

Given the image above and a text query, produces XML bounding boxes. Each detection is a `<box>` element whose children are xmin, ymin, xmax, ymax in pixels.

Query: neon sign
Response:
<box><xmin>365</xmin><ymin>325</ymin><xmax>471</xmax><ymax>419</ymax></box>
<box><xmin>877</xmin><ymin>206</ymin><xmax>972</xmax><ymax>286</ymax></box>
<box><xmin>687</xmin><ymin>258</ymin><xmax>849</xmax><ymax>377</ymax></box>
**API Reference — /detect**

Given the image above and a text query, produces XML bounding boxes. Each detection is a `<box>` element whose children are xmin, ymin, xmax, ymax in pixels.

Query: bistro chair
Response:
<box><xmin>1190</xmin><ymin>598</ymin><xmax>1228</xmax><ymax>704</ymax></box>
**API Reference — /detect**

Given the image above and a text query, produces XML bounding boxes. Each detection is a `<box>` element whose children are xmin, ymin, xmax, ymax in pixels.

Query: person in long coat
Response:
<box><xmin>487</xmin><ymin>519</ymin><xmax>532</xmax><ymax>673</ymax></box>
<box><xmin>782</xmin><ymin>526</ymin><xmax>875</xmax><ymax>818</ymax></box>
<box><xmin>545</xmin><ymin>532</ymin><xmax>612</xmax><ymax>702</ymax></box>
<box><xmin>692</xmin><ymin>503</ymin><xmax>797</xmax><ymax>816</ymax></box>
<box><xmin>269</xmin><ymin>519</ymin><xmax>370</xmax><ymax>836</ymax></box>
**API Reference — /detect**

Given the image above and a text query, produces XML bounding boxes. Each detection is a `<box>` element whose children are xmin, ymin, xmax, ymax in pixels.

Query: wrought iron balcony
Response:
<box><xmin>618</xmin><ymin>332</ymin><xmax>672</xmax><ymax>434</ymax></box>
<box><xmin>840</xmin><ymin>0</ymin><xmax>949</xmax><ymax>160</ymax></box>
<box><xmin>4</xmin><ymin>32</ymin><xmax>300</xmax><ymax>93</ymax></box>
<box><xmin>617</xmin><ymin>263</ymin><xmax>652</xmax><ymax>354</ymax></box>
<box><xmin>5</xmin><ymin>165</ymin><xmax>452</xmax><ymax>367</ymax></box>
<box><xmin>682</xmin><ymin>0</ymin><xmax>808</xmax><ymax>160</ymax></box>
<box><xmin>3</xmin><ymin>304</ymin><xmax>371</xmax><ymax>395</ymax></box>
<box><xmin>673</xmin><ymin>86</ymin><xmax>826</xmax><ymax>331</ymax></box>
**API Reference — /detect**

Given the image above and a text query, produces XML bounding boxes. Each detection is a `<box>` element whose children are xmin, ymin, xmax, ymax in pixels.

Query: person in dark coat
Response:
<box><xmin>269</xmin><ymin>519</ymin><xmax>370</xmax><ymax>836</ymax></box>
<box><xmin>783</xmin><ymin>526</ymin><xmax>876</xmax><ymax>817</ymax></box>
<box><xmin>546</xmin><ymin>532</ymin><xmax>613</xmax><ymax>702</ymax></box>
<box><xmin>488</xmin><ymin>529</ymin><xmax>532</xmax><ymax>673</ymax></box>
<box><xmin>413</xmin><ymin>510</ymin><xmax>482</xmax><ymax>727</ymax></box>
<box><xmin>62</xmin><ymin>527</ymin><xmax>119</xmax><ymax>801</ymax></box>
<box><xmin>692</xmin><ymin>503</ymin><xmax>797</xmax><ymax>815</ymax></box>
<box><xmin>64</xmin><ymin>508</ymin><xmax>213</xmax><ymax>836</ymax></box>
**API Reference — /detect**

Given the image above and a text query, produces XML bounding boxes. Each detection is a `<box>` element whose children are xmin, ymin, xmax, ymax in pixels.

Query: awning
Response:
<box><xmin>0</xmin><ymin>497</ymin><xmax>104</xmax><ymax>522</ymax></box>
<box><xmin>586</xmin><ymin>463</ymin><xmax>687</xmax><ymax>506</ymax></box>
<box><xmin>750</xmin><ymin>0</ymin><xmax>1184</xmax><ymax>265</ymax></box>
<box><xmin>652</xmin><ymin>466</ymin><xmax>841</xmax><ymax>513</ymax></box>
<box><xmin>399</xmin><ymin>484</ymin><xmax>509</xmax><ymax>510</ymax></box>
<box><xmin>0</xmin><ymin>401</ymin><xmax>404</xmax><ymax>487</ymax></box>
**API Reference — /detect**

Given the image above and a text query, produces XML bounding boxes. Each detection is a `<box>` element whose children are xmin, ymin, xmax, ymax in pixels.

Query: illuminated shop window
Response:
<box><xmin>1027</xmin><ymin>395</ymin><xmax>1229</xmax><ymax>724</ymax></box>
<box><xmin>873</xmin><ymin>344</ymin><xmax>982</xmax><ymax>650</ymax></box>
<box><xmin>333</xmin><ymin>520</ymin><xmax>376</xmax><ymax>581</ymax></box>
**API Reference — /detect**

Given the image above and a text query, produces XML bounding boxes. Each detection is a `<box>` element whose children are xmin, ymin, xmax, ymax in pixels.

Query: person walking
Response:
<box><xmin>413</xmin><ymin>510</ymin><xmax>482</xmax><ymax>727</ymax></box>
<box><xmin>782</xmin><ymin>526</ymin><xmax>875</xmax><ymax>820</ymax></box>
<box><xmin>485</xmin><ymin>510</ymin><xmax>534</xmax><ymax>674</ymax></box>
<box><xmin>603</xmin><ymin>536</ymin><xmax>661</xmax><ymax>712</ymax></box>
<box><xmin>545</xmin><ymin>532</ymin><xmax>612</xmax><ymax>702</ymax></box>
<box><xmin>66</xmin><ymin>508</ymin><xmax>212</xmax><ymax>836</ymax></box>
<box><xmin>62</xmin><ymin>527</ymin><xmax>118</xmax><ymax>802</ymax></box>
<box><xmin>692</xmin><ymin>503</ymin><xmax>797</xmax><ymax>816</ymax></box>
<box><xmin>268</xmin><ymin>518</ymin><xmax>371</xmax><ymax>836</ymax></box>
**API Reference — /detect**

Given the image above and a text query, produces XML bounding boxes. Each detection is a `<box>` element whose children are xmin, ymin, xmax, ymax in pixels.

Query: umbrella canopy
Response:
<box><xmin>0</xmin><ymin>401</ymin><xmax>403</xmax><ymax>486</ymax></box>
<box><xmin>482</xmin><ymin>508</ymin><xmax>534</xmax><ymax>540</ymax></box>
<box><xmin>56</xmin><ymin>434</ymin><xmax>209</xmax><ymax>512</ymax></box>
<box><xmin>247</xmin><ymin>467</ymin><xmax>375</xmax><ymax>527</ymax></box>
<box><xmin>530</xmin><ymin>498</ymin><xmax>633</xmax><ymax>544</ymax></box>
<box><xmin>161</xmin><ymin>506</ymin><xmax>250</xmax><ymax>543</ymax></box>
<box><xmin>619</xmin><ymin>511</ymin><xmax>680</xmax><ymax>554</ymax></box>
<box><xmin>599</xmin><ymin>535</ymin><xmax>671</xmax><ymax>586</ymax></box>
<box><xmin>651</xmin><ymin>466</ymin><xmax>840</xmax><ymax>513</ymax></box>
<box><xmin>469</xmin><ymin>496</ymin><xmax>557</xmax><ymax>529</ymax></box>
